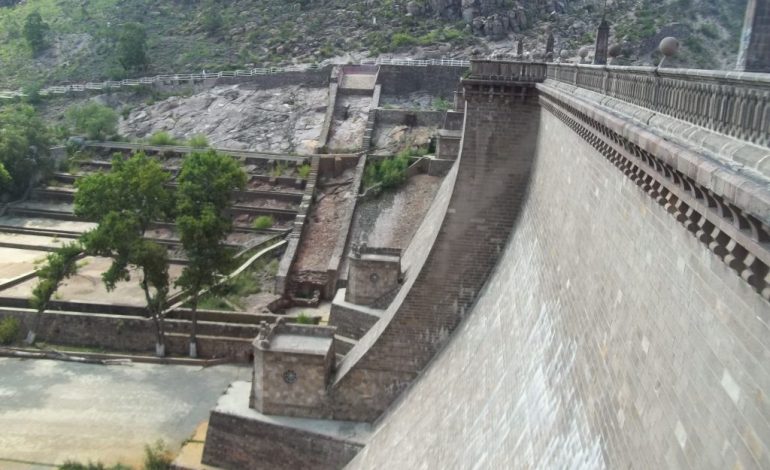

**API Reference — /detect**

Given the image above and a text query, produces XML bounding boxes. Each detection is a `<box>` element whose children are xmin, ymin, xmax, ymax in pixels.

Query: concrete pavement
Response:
<box><xmin>0</xmin><ymin>358</ymin><xmax>248</xmax><ymax>468</ymax></box>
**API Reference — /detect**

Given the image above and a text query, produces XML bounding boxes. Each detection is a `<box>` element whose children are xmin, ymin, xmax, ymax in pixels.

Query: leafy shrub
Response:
<box><xmin>187</xmin><ymin>134</ymin><xmax>209</xmax><ymax>148</ymax></box>
<box><xmin>66</xmin><ymin>103</ymin><xmax>118</xmax><ymax>141</ymax></box>
<box><xmin>148</xmin><ymin>131</ymin><xmax>178</xmax><ymax>146</ymax></box>
<box><xmin>364</xmin><ymin>152</ymin><xmax>412</xmax><ymax>190</ymax></box>
<box><xmin>391</xmin><ymin>32</ymin><xmax>417</xmax><ymax>49</ymax></box>
<box><xmin>271</xmin><ymin>162</ymin><xmax>286</xmax><ymax>178</ymax></box>
<box><xmin>698</xmin><ymin>23</ymin><xmax>720</xmax><ymax>39</ymax></box>
<box><xmin>0</xmin><ymin>317</ymin><xmax>20</xmax><ymax>345</ymax></box>
<box><xmin>143</xmin><ymin>440</ymin><xmax>172</xmax><ymax>470</ymax></box>
<box><xmin>297</xmin><ymin>163</ymin><xmax>311</xmax><ymax>179</ymax></box>
<box><xmin>432</xmin><ymin>97</ymin><xmax>451</xmax><ymax>111</ymax></box>
<box><xmin>252</xmin><ymin>215</ymin><xmax>274</xmax><ymax>230</ymax></box>
<box><xmin>23</xmin><ymin>11</ymin><xmax>49</xmax><ymax>56</ymax></box>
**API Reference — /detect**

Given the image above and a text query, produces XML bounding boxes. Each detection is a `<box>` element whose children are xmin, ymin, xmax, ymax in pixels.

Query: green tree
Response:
<box><xmin>0</xmin><ymin>164</ymin><xmax>11</xmax><ymax>193</ymax></box>
<box><xmin>0</xmin><ymin>104</ymin><xmax>52</xmax><ymax>197</ymax></box>
<box><xmin>175</xmin><ymin>150</ymin><xmax>245</xmax><ymax>357</ymax></box>
<box><xmin>75</xmin><ymin>152</ymin><xmax>174</xmax><ymax>356</ymax></box>
<box><xmin>202</xmin><ymin>2</ymin><xmax>224</xmax><ymax>36</ymax></box>
<box><xmin>27</xmin><ymin>242</ymin><xmax>82</xmax><ymax>345</ymax></box>
<box><xmin>66</xmin><ymin>102</ymin><xmax>119</xmax><ymax>141</ymax></box>
<box><xmin>117</xmin><ymin>23</ymin><xmax>148</xmax><ymax>72</ymax></box>
<box><xmin>23</xmin><ymin>11</ymin><xmax>49</xmax><ymax>56</ymax></box>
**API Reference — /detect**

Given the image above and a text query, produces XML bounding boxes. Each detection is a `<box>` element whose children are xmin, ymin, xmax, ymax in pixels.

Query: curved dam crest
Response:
<box><xmin>347</xmin><ymin>94</ymin><xmax>770</xmax><ymax>468</ymax></box>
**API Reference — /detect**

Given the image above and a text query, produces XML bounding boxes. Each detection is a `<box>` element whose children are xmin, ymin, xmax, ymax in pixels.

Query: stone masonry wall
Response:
<box><xmin>203</xmin><ymin>409</ymin><xmax>362</xmax><ymax>470</ymax></box>
<box><xmin>376</xmin><ymin>65</ymin><xmax>467</xmax><ymax>98</ymax></box>
<box><xmin>153</xmin><ymin>66</ymin><xmax>332</xmax><ymax>94</ymax></box>
<box><xmin>348</xmin><ymin>102</ymin><xmax>770</xmax><ymax>469</ymax></box>
<box><xmin>332</xmin><ymin>83</ymin><xmax>542</xmax><ymax>422</ymax></box>
<box><xmin>0</xmin><ymin>308</ymin><xmax>258</xmax><ymax>360</ymax></box>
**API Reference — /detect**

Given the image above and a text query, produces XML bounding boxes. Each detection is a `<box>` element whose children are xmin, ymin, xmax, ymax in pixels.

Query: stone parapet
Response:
<box><xmin>546</xmin><ymin>63</ymin><xmax>770</xmax><ymax>147</ymax></box>
<box><xmin>202</xmin><ymin>382</ymin><xmax>369</xmax><ymax>470</ymax></box>
<box><xmin>538</xmin><ymin>82</ymin><xmax>770</xmax><ymax>301</ymax></box>
<box><xmin>469</xmin><ymin>60</ymin><xmax>548</xmax><ymax>81</ymax></box>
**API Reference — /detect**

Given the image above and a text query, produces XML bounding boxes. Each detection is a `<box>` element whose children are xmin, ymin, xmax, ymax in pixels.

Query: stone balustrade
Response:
<box><xmin>547</xmin><ymin>63</ymin><xmax>770</xmax><ymax>147</ymax></box>
<box><xmin>470</xmin><ymin>60</ymin><xmax>548</xmax><ymax>82</ymax></box>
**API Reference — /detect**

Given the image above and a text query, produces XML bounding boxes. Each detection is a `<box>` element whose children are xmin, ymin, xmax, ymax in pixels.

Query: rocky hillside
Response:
<box><xmin>0</xmin><ymin>0</ymin><xmax>747</xmax><ymax>89</ymax></box>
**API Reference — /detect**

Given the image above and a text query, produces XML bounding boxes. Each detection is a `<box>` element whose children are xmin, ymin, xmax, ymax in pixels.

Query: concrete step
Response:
<box><xmin>171</xmin><ymin>421</ymin><xmax>224</xmax><ymax>470</ymax></box>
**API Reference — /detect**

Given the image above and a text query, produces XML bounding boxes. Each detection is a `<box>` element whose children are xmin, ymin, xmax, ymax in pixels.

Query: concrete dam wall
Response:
<box><xmin>347</xmin><ymin>90</ymin><xmax>770</xmax><ymax>468</ymax></box>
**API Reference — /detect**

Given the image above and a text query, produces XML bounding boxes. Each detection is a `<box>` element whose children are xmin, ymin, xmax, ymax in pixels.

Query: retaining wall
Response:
<box><xmin>0</xmin><ymin>308</ymin><xmax>259</xmax><ymax>360</ymax></box>
<box><xmin>331</xmin><ymin>83</ymin><xmax>543</xmax><ymax>422</ymax></box>
<box><xmin>153</xmin><ymin>66</ymin><xmax>332</xmax><ymax>94</ymax></box>
<box><xmin>376</xmin><ymin>64</ymin><xmax>466</xmax><ymax>97</ymax></box>
<box><xmin>348</xmin><ymin>94</ymin><xmax>770</xmax><ymax>469</ymax></box>
<box><xmin>373</xmin><ymin>109</ymin><xmax>445</xmax><ymax>127</ymax></box>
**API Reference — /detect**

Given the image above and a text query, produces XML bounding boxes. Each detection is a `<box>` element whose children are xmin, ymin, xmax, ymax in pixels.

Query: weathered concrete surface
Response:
<box><xmin>348</xmin><ymin>105</ymin><xmax>770</xmax><ymax>469</ymax></box>
<box><xmin>0</xmin><ymin>359</ymin><xmax>248</xmax><ymax>467</ymax></box>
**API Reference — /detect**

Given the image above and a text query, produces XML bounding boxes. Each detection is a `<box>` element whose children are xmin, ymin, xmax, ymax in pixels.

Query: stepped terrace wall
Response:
<box><xmin>347</xmin><ymin>88</ymin><xmax>770</xmax><ymax>469</ymax></box>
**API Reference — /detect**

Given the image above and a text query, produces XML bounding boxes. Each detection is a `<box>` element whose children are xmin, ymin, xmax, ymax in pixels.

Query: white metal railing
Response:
<box><xmin>0</xmin><ymin>58</ymin><xmax>470</xmax><ymax>100</ymax></box>
<box><xmin>361</xmin><ymin>58</ymin><xmax>470</xmax><ymax>67</ymax></box>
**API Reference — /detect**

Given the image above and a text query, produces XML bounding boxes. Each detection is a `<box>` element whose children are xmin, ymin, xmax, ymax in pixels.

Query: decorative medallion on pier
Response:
<box><xmin>283</xmin><ymin>369</ymin><xmax>298</xmax><ymax>384</ymax></box>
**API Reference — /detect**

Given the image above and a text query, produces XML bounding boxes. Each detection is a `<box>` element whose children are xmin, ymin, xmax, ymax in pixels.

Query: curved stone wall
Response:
<box><xmin>347</xmin><ymin>102</ymin><xmax>770</xmax><ymax>468</ymax></box>
<box><xmin>332</xmin><ymin>85</ymin><xmax>542</xmax><ymax>422</ymax></box>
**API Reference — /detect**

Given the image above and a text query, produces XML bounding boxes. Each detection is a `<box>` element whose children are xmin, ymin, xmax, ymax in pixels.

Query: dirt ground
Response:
<box><xmin>292</xmin><ymin>170</ymin><xmax>357</xmax><ymax>272</ymax></box>
<box><xmin>2</xmin><ymin>257</ymin><xmax>184</xmax><ymax>306</ymax></box>
<box><xmin>0</xmin><ymin>248</ymin><xmax>47</xmax><ymax>284</ymax></box>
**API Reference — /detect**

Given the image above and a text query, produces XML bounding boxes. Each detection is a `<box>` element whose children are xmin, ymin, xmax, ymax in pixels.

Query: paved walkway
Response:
<box><xmin>0</xmin><ymin>358</ymin><xmax>248</xmax><ymax>468</ymax></box>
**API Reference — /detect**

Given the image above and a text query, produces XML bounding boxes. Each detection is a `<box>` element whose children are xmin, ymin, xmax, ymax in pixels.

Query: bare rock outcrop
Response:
<box><xmin>119</xmin><ymin>84</ymin><xmax>328</xmax><ymax>154</ymax></box>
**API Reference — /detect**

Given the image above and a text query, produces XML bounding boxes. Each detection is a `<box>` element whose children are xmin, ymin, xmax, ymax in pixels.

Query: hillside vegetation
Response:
<box><xmin>0</xmin><ymin>0</ymin><xmax>747</xmax><ymax>89</ymax></box>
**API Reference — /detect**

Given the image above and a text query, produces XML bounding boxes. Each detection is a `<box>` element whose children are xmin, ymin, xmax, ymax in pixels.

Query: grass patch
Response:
<box><xmin>148</xmin><ymin>131</ymin><xmax>178</xmax><ymax>146</ymax></box>
<box><xmin>432</xmin><ymin>97</ymin><xmax>451</xmax><ymax>111</ymax></box>
<box><xmin>59</xmin><ymin>462</ymin><xmax>131</xmax><ymax>470</ymax></box>
<box><xmin>296</xmin><ymin>312</ymin><xmax>314</xmax><ymax>324</ymax></box>
<box><xmin>252</xmin><ymin>215</ymin><xmax>274</xmax><ymax>230</ymax></box>
<box><xmin>271</xmin><ymin>162</ymin><xmax>287</xmax><ymax>178</ymax></box>
<box><xmin>197</xmin><ymin>294</ymin><xmax>234</xmax><ymax>311</ymax></box>
<box><xmin>143</xmin><ymin>440</ymin><xmax>172</xmax><ymax>470</ymax></box>
<box><xmin>187</xmin><ymin>134</ymin><xmax>209</xmax><ymax>148</ymax></box>
<box><xmin>297</xmin><ymin>163</ymin><xmax>311</xmax><ymax>179</ymax></box>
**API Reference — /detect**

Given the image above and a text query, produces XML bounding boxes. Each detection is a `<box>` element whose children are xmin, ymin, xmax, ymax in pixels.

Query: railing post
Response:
<box><xmin>603</xmin><ymin>66</ymin><xmax>610</xmax><ymax>95</ymax></box>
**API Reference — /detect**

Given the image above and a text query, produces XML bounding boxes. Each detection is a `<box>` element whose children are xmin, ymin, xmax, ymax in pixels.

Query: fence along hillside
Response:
<box><xmin>0</xmin><ymin>58</ymin><xmax>471</xmax><ymax>100</ymax></box>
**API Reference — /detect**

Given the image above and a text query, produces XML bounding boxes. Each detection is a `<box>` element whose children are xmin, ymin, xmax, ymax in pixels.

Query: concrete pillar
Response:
<box><xmin>737</xmin><ymin>0</ymin><xmax>770</xmax><ymax>72</ymax></box>
<box><xmin>546</xmin><ymin>32</ymin><xmax>555</xmax><ymax>59</ymax></box>
<box><xmin>594</xmin><ymin>18</ymin><xmax>610</xmax><ymax>65</ymax></box>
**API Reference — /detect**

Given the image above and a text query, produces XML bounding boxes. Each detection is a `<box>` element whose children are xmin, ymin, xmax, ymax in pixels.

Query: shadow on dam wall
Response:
<box><xmin>347</xmin><ymin>98</ymin><xmax>770</xmax><ymax>468</ymax></box>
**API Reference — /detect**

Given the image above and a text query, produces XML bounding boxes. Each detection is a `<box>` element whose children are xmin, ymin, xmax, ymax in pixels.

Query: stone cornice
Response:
<box><xmin>539</xmin><ymin>85</ymin><xmax>770</xmax><ymax>301</ymax></box>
